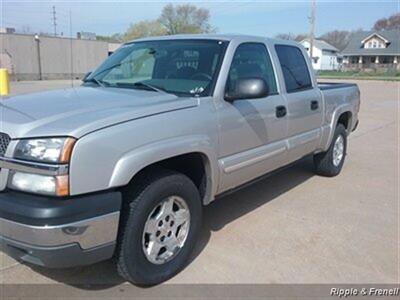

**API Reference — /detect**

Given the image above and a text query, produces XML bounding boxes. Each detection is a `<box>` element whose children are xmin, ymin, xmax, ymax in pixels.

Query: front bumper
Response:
<box><xmin>0</xmin><ymin>190</ymin><xmax>121</xmax><ymax>268</ymax></box>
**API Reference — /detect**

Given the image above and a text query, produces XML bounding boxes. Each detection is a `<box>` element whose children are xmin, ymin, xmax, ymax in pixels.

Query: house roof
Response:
<box><xmin>360</xmin><ymin>32</ymin><xmax>389</xmax><ymax>44</ymax></box>
<box><xmin>301</xmin><ymin>39</ymin><xmax>339</xmax><ymax>52</ymax></box>
<box><xmin>342</xmin><ymin>30</ymin><xmax>400</xmax><ymax>56</ymax></box>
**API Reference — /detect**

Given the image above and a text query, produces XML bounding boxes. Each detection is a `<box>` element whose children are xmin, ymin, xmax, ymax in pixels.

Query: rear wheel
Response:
<box><xmin>116</xmin><ymin>169</ymin><xmax>202</xmax><ymax>285</ymax></box>
<box><xmin>313</xmin><ymin>124</ymin><xmax>347</xmax><ymax>177</ymax></box>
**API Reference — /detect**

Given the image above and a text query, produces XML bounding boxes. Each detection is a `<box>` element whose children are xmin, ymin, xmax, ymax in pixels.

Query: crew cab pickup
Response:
<box><xmin>0</xmin><ymin>34</ymin><xmax>360</xmax><ymax>285</ymax></box>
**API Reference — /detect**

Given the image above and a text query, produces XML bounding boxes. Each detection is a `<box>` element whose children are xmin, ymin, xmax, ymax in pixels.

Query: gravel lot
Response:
<box><xmin>1</xmin><ymin>80</ymin><xmax>398</xmax><ymax>289</ymax></box>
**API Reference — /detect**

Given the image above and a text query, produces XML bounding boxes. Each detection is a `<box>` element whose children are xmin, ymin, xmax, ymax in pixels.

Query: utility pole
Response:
<box><xmin>52</xmin><ymin>5</ymin><xmax>57</xmax><ymax>36</ymax></box>
<box><xmin>309</xmin><ymin>0</ymin><xmax>316</xmax><ymax>62</ymax></box>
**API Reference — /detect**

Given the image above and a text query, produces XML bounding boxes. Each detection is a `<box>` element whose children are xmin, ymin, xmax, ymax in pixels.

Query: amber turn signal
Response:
<box><xmin>56</xmin><ymin>175</ymin><xmax>69</xmax><ymax>197</ymax></box>
<box><xmin>60</xmin><ymin>138</ymin><xmax>76</xmax><ymax>163</ymax></box>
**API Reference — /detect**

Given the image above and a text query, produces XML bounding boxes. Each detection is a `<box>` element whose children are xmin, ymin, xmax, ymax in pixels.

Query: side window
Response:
<box><xmin>226</xmin><ymin>43</ymin><xmax>277</xmax><ymax>95</ymax></box>
<box><xmin>275</xmin><ymin>45</ymin><xmax>312</xmax><ymax>93</ymax></box>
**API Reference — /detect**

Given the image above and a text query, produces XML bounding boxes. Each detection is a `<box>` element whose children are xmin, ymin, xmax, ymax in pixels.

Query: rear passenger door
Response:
<box><xmin>275</xmin><ymin>44</ymin><xmax>323</xmax><ymax>159</ymax></box>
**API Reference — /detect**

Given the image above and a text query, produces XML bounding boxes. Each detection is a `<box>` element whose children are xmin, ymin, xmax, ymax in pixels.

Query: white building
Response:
<box><xmin>300</xmin><ymin>39</ymin><xmax>340</xmax><ymax>70</ymax></box>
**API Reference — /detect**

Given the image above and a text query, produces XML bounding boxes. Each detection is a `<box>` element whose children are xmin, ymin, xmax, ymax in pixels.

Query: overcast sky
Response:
<box><xmin>1</xmin><ymin>0</ymin><xmax>398</xmax><ymax>38</ymax></box>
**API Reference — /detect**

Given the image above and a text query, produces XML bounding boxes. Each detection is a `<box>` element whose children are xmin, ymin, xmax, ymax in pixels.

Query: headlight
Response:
<box><xmin>9</xmin><ymin>172</ymin><xmax>69</xmax><ymax>196</ymax></box>
<box><xmin>14</xmin><ymin>137</ymin><xmax>76</xmax><ymax>163</ymax></box>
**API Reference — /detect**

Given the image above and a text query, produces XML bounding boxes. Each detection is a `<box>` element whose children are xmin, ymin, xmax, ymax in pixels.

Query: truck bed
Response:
<box><xmin>317</xmin><ymin>82</ymin><xmax>357</xmax><ymax>91</ymax></box>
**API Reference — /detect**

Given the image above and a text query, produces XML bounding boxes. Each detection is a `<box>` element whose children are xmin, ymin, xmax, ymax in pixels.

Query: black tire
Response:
<box><xmin>313</xmin><ymin>124</ymin><xmax>347</xmax><ymax>177</ymax></box>
<box><xmin>116</xmin><ymin>169</ymin><xmax>202</xmax><ymax>286</ymax></box>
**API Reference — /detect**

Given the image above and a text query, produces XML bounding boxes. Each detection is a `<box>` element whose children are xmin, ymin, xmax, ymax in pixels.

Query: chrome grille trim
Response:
<box><xmin>0</xmin><ymin>157</ymin><xmax>69</xmax><ymax>176</ymax></box>
<box><xmin>0</xmin><ymin>132</ymin><xmax>11</xmax><ymax>157</ymax></box>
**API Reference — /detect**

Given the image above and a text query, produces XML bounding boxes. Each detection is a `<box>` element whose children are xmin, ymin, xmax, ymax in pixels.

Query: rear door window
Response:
<box><xmin>275</xmin><ymin>45</ymin><xmax>312</xmax><ymax>93</ymax></box>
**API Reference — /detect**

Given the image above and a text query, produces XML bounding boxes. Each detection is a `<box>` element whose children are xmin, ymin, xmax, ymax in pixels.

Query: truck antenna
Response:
<box><xmin>69</xmin><ymin>10</ymin><xmax>74</xmax><ymax>88</ymax></box>
<box><xmin>309</xmin><ymin>0</ymin><xmax>316</xmax><ymax>64</ymax></box>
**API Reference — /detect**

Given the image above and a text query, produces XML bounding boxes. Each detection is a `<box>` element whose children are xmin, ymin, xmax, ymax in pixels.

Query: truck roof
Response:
<box><xmin>126</xmin><ymin>34</ymin><xmax>297</xmax><ymax>46</ymax></box>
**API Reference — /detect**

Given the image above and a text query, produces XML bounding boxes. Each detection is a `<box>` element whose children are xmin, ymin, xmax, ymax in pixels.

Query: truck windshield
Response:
<box><xmin>84</xmin><ymin>39</ymin><xmax>228</xmax><ymax>97</ymax></box>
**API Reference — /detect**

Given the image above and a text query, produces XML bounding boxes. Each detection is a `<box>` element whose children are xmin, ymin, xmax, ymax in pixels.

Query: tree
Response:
<box><xmin>373</xmin><ymin>13</ymin><xmax>400</xmax><ymax>30</ymax></box>
<box><xmin>123</xmin><ymin>20</ymin><xmax>167</xmax><ymax>41</ymax></box>
<box><xmin>318</xmin><ymin>29</ymin><xmax>364</xmax><ymax>51</ymax></box>
<box><xmin>373</xmin><ymin>18</ymin><xmax>389</xmax><ymax>31</ymax></box>
<box><xmin>318</xmin><ymin>30</ymin><xmax>352</xmax><ymax>51</ymax></box>
<box><xmin>158</xmin><ymin>4</ymin><xmax>215</xmax><ymax>35</ymax></box>
<box><xmin>294</xmin><ymin>33</ymin><xmax>308</xmax><ymax>42</ymax></box>
<box><xmin>275</xmin><ymin>33</ymin><xmax>307</xmax><ymax>41</ymax></box>
<box><xmin>275</xmin><ymin>33</ymin><xmax>296</xmax><ymax>40</ymax></box>
<box><xmin>96</xmin><ymin>33</ymin><xmax>123</xmax><ymax>43</ymax></box>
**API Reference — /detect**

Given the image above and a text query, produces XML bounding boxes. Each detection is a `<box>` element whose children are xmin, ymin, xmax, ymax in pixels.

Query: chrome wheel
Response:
<box><xmin>332</xmin><ymin>134</ymin><xmax>344</xmax><ymax>167</ymax></box>
<box><xmin>142</xmin><ymin>196</ymin><xmax>190</xmax><ymax>265</ymax></box>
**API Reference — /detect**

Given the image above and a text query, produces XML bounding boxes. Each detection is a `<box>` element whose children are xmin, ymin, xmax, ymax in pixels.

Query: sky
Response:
<box><xmin>1</xmin><ymin>0</ymin><xmax>398</xmax><ymax>38</ymax></box>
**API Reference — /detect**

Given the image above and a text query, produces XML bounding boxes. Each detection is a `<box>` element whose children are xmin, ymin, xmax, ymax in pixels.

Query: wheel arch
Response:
<box><xmin>109</xmin><ymin>136</ymin><xmax>219</xmax><ymax>205</ymax></box>
<box><xmin>337</xmin><ymin>111</ymin><xmax>353</xmax><ymax>132</ymax></box>
<box><xmin>320</xmin><ymin>105</ymin><xmax>353</xmax><ymax>151</ymax></box>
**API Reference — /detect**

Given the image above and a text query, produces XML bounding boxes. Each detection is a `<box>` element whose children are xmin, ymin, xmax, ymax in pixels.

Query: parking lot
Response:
<box><xmin>1</xmin><ymin>79</ymin><xmax>398</xmax><ymax>287</ymax></box>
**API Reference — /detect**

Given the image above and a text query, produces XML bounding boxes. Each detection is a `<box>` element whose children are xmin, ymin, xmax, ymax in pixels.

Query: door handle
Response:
<box><xmin>275</xmin><ymin>105</ymin><xmax>287</xmax><ymax>118</ymax></box>
<box><xmin>311</xmin><ymin>100</ymin><xmax>319</xmax><ymax>110</ymax></box>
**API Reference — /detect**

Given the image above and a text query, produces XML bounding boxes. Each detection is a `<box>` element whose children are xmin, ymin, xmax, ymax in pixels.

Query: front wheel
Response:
<box><xmin>313</xmin><ymin>124</ymin><xmax>347</xmax><ymax>177</ymax></box>
<box><xmin>116</xmin><ymin>170</ymin><xmax>202</xmax><ymax>285</ymax></box>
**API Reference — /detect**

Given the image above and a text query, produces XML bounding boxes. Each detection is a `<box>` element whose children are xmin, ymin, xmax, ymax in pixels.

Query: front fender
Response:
<box><xmin>109</xmin><ymin>135</ymin><xmax>219</xmax><ymax>204</ymax></box>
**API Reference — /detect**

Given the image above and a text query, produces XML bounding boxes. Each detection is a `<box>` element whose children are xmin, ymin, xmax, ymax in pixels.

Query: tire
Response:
<box><xmin>116</xmin><ymin>169</ymin><xmax>202</xmax><ymax>286</ymax></box>
<box><xmin>313</xmin><ymin>124</ymin><xmax>347</xmax><ymax>177</ymax></box>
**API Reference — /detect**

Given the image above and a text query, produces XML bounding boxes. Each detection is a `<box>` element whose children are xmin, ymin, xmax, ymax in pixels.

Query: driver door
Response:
<box><xmin>217</xmin><ymin>42</ymin><xmax>288</xmax><ymax>192</ymax></box>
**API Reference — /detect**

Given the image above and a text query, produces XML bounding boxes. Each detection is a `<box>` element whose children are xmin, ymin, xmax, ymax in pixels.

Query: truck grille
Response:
<box><xmin>0</xmin><ymin>132</ymin><xmax>11</xmax><ymax>157</ymax></box>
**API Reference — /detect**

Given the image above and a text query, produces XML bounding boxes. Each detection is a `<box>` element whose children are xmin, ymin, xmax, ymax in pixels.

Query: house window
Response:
<box><xmin>350</xmin><ymin>56</ymin><xmax>358</xmax><ymax>64</ymax></box>
<box><xmin>373</xmin><ymin>41</ymin><xmax>377</xmax><ymax>48</ymax></box>
<box><xmin>382</xmin><ymin>56</ymin><xmax>394</xmax><ymax>64</ymax></box>
<box><xmin>368</xmin><ymin>42</ymin><xmax>372</xmax><ymax>48</ymax></box>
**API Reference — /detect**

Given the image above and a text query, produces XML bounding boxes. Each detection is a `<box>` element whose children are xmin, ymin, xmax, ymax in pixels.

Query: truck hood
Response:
<box><xmin>0</xmin><ymin>86</ymin><xmax>198</xmax><ymax>138</ymax></box>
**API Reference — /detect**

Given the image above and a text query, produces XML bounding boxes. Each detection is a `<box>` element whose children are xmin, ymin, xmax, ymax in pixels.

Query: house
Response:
<box><xmin>300</xmin><ymin>39</ymin><xmax>340</xmax><ymax>70</ymax></box>
<box><xmin>342</xmin><ymin>30</ymin><xmax>399</xmax><ymax>70</ymax></box>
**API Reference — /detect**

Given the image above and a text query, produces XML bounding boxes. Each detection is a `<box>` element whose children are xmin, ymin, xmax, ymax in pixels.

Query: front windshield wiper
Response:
<box><xmin>115</xmin><ymin>81</ymin><xmax>167</xmax><ymax>94</ymax></box>
<box><xmin>82</xmin><ymin>77</ymin><xmax>106</xmax><ymax>87</ymax></box>
<box><xmin>132</xmin><ymin>82</ymin><xmax>167</xmax><ymax>93</ymax></box>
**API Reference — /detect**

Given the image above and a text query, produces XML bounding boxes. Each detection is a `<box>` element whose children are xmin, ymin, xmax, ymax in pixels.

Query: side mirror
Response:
<box><xmin>225</xmin><ymin>77</ymin><xmax>269</xmax><ymax>102</ymax></box>
<box><xmin>82</xmin><ymin>71</ymin><xmax>92</xmax><ymax>81</ymax></box>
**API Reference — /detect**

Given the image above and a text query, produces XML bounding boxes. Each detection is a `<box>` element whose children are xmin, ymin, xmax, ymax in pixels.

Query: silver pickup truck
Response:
<box><xmin>0</xmin><ymin>34</ymin><xmax>359</xmax><ymax>285</ymax></box>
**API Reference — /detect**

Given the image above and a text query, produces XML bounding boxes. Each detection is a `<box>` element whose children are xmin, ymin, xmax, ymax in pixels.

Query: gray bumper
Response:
<box><xmin>0</xmin><ymin>212</ymin><xmax>119</xmax><ymax>250</ymax></box>
<box><xmin>0</xmin><ymin>190</ymin><xmax>121</xmax><ymax>268</ymax></box>
<box><xmin>0</xmin><ymin>235</ymin><xmax>116</xmax><ymax>268</ymax></box>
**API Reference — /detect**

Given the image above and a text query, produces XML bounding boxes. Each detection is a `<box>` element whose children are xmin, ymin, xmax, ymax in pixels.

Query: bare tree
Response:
<box><xmin>374</xmin><ymin>18</ymin><xmax>389</xmax><ymax>31</ymax></box>
<box><xmin>373</xmin><ymin>13</ymin><xmax>400</xmax><ymax>30</ymax></box>
<box><xmin>275</xmin><ymin>33</ymin><xmax>307</xmax><ymax>41</ymax></box>
<box><xmin>319</xmin><ymin>30</ymin><xmax>351</xmax><ymax>51</ymax></box>
<box><xmin>294</xmin><ymin>34</ymin><xmax>308</xmax><ymax>42</ymax></box>
<box><xmin>275</xmin><ymin>33</ymin><xmax>296</xmax><ymax>40</ymax></box>
<box><xmin>123</xmin><ymin>20</ymin><xmax>167</xmax><ymax>41</ymax></box>
<box><xmin>158</xmin><ymin>4</ymin><xmax>215</xmax><ymax>35</ymax></box>
<box><xmin>387</xmin><ymin>13</ymin><xmax>400</xmax><ymax>29</ymax></box>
